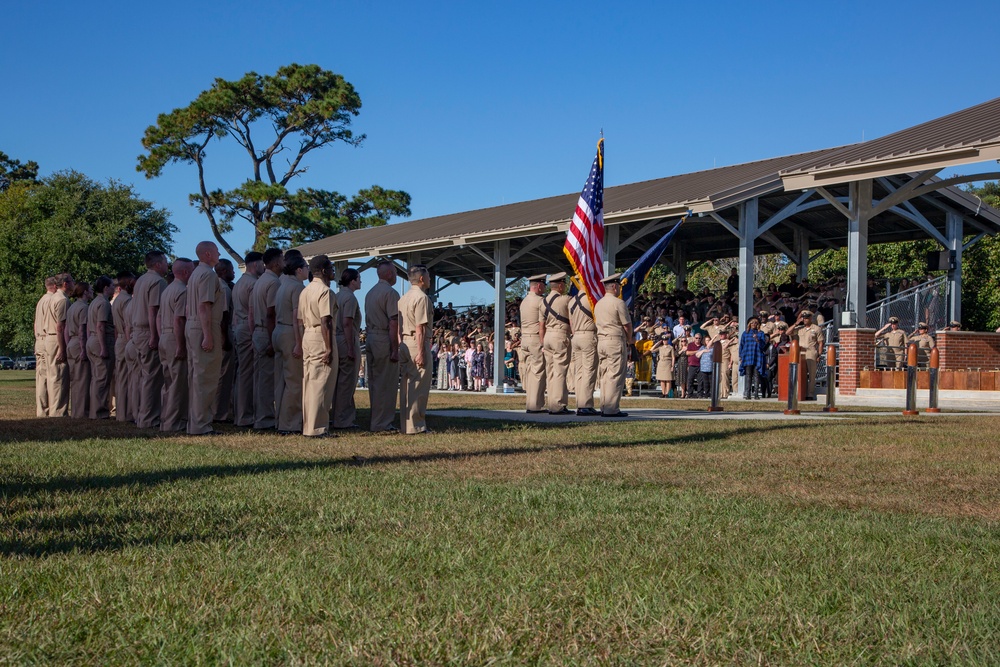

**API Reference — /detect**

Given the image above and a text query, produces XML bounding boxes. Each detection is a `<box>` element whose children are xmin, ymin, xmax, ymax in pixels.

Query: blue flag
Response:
<box><xmin>619</xmin><ymin>218</ymin><xmax>685</xmax><ymax>312</ymax></box>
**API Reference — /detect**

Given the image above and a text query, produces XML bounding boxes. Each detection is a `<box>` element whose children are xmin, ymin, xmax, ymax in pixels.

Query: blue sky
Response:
<box><xmin>4</xmin><ymin>0</ymin><xmax>999</xmax><ymax>307</ymax></box>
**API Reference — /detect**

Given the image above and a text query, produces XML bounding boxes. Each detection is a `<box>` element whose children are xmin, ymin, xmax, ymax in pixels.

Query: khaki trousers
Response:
<box><xmin>301</xmin><ymin>328</ymin><xmax>336</xmax><ymax>437</ymax></box>
<box><xmin>86</xmin><ymin>335</ymin><xmax>114</xmax><ymax>419</ymax></box>
<box><xmin>571</xmin><ymin>332</ymin><xmax>598</xmax><ymax>409</ymax></box>
<box><xmin>233</xmin><ymin>322</ymin><xmax>255</xmax><ymax>426</ymax></box>
<box><xmin>131</xmin><ymin>328</ymin><xmax>162</xmax><ymax>429</ymax></box>
<box><xmin>42</xmin><ymin>335</ymin><xmax>69</xmax><ymax>417</ymax></box>
<box><xmin>67</xmin><ymin>336</ymin><xmax>90</xmax><ymax>419</ymax></box>
<box><xmin>215</xmin><ymin>340</ymin><xmax>235</xmax><ymax>422</ymax></box>
<box><xmin>252</xmin><ymin>328</ymin><xmax>275</xmax><ymax>429</ymax></box>
<box><xmin>272</xmin><ymin>324</ymin><xmax>303</xmax><ymax>432</ymax></box>
<box><xmin>520</xmin><ymin>335</ymin><xmax>546</xmax><ymax>411</ymax></box>
<box><xmin>121</xmin><ymin>339</ymin><xmax>139</xmax><ymax>423</ymax></box>
<box><xmin>35</xmin><ymin>336</ymin><xmax>49</xmax><ymax>417</ymax></box>
<box><xmin>598</xmin><ymin>336</ymin><xmax>626</xmax><ymax>415</ymax></box>
<box><xmin>804</xmin><ymin>357</ymin><xmax>817</xmax><ymax>399</ymax></box>
<box><xmin>186</xmin><ymin>325</ymin><xmax>223</xmax><ymax>435</ymax></box>
<box><xmin>399</xmin><ymin>339</ymin><xmax>431</xmax><ymax>434</ymax></box>
<box><xmin>158</xmin><ymin>332</ymin><xmax>188</xmax><ymax>432</ymax></box>
<box><xmin>332</xmin><ymin>335</ymin><xmax>361</xmax><ymax>428</ymax></box>
<box><xmin>543</xmin><ymin>331</ymin><xmax>570</xmax><ymax>412</ymax></box>
<box><xmin>366</xmin><ymin>332</ymin><xmax>398</xmax><ymax>432</ymax></box>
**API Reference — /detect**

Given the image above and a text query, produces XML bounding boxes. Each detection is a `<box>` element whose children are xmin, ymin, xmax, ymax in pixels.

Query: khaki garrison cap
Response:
<box><xmin>528</xmin><ymin>274</ymin><xmax>547</xmax><ymax>282</ymax></box>
<box><xmin>548</xmin><ymin>272</ymin><xmax>567</xmax><ymax>282</ymax></box>
<box><xmin>601</xmin><ymin>273</ymin><xmax>622</xmax><ymax>284</ymax></box>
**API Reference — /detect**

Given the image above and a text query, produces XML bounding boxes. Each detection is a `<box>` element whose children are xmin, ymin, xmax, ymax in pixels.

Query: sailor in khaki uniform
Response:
<box><xmin>85</xmin><ymin>276</ymin><xmax>115</xmax><ymax>419</ymax></box>
<box><xmin>541</xmin><ymin>272</ymin><xmax>572</xmax><ymax>414</ymax></box>
<box><xmin>158</xmin><ymin>258</ymin><xmax>192</xmax><ymax>432</ymax></box>
<box><xmin>519</xmin><ymin>274</ymin><xmax>547</xmax><ymax>413</ymax></box>
<box><xmin>299</xmin><ymin>255</ymin><xmax>338</xmax><ymax>438</ymax></box>
<box><xmin>788</xmin><ymin>309</ymin><xmax>823</xmax><ymax>399</ymax></box>
<box><xmin>252</xmin><ymin>248</ymin><xmax>284</xmax><ymax>429</ymax></box>
<box><xmin>43</xmin><ymin>273</ymin><xmax>74</xmax><ymax>417</ymax></box>
<box><xmin>112</xmin><ymin>272</ymin><xmax>136</xmax><ymax>423</ymax></box>
<box><xmin>213</xmin><ymin>259</ymin><xmax>236</xmax><ymax>422</ymax></box>
<box><xmin>272</xmin><ymin>254</ymin><xmax>308</xmax><ymax>434</ymax></box>
<box><xmin>594</xmin><ymin>273</ymin><xmax>632</xmax><ymax>417</ymax></box>
<box><xmin>910</xmin><ymin>322</ymin><xmax>936</xmax><ymax>349</ymax></box>
<box><xmin>875</xmin><ymin>316</ymin><xmax>908</xmax><ymax>369</ymax></box>
<box><xmin>398</xmin><ymin>265</ymin><xmax>434</xmax><ymax>434</ymax></box>
<box><xmin>333</xmin><ymin>268</ymin><xmax>363</xmax><ymax>429</ymax></box>
<box><xmin>231</xmin><ymin>252</ymin><xmax>263</xmax><ymax>427</ymax></box>
<box><xmin>34</xmin><ymin>277</ymin><xmax>57</xmax><ymax>416</ymax></box>
<box><xmin>185</xmin><ymin>242</ymin><xmax>227</xmax><ymax>435</ymax></box>
<box><xmin>365</xmin><ymin>260</ymin><xmax>401</xmax><ymax>433</ymax></box>
<box><xmin>569</xmin><ymin>288</ymin><xmax>599</xmax><ymax>416</ymax></box>
<box><xmin>131</xmin><ymin>252</ymin><xmax>168</xmax><ymax>428</ymax></box>
<box><xmin>66</xmin><ymin>282</ymin><xmax>92</xmax><ymax>419</ymax></box>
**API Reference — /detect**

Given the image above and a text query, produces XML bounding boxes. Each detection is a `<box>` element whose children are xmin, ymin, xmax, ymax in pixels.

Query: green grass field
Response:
<box><xmin>2</xmin><ymin>370</ymin><xmax>999</xmax><ymax>665</ymax></box>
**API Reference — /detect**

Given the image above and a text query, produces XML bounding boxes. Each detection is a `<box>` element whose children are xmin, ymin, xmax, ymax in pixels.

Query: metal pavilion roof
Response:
<box><xmin>294</xmin><ymin>98</ymin><xmax>1000</xmax><ymax>285</ymax></box>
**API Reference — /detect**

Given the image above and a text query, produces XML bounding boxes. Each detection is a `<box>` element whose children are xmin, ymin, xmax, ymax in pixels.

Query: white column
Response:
<box><xmin>603</xmin><ymin>225</ymin><xmax>619</xmax><ymax>278</ymax></box>
<box><xmin>490</xmin><ymin>240</ymin><xmax>509</xmax><ymax>393</ymax></box>
<box><xmin>737</xmin><ymin>199</ymin><xmax>758</xmax><ymax>396</ymax></box>
<box><xmin>846</xmin><ymin>180</ymin><xmax>872</xmax><ymax>323</ymax></box>
<box><xmin>794</xmin><ymin>229</ymin><xmax>809</xmax><ymax>282</ymax></box>
<box><xmin>672</xmin><ymin>244</ymin><xmax>687</xmax><ymax>290</ymax></box>
<box><xmin>946</xmin><ymin>212</ymin><xmax>962</xmax><ymax>324</ymax></box>
<box><xmin>334</xmin><ymin>260</ymin><xmax>348</xmax><ymax>282</ymax></box>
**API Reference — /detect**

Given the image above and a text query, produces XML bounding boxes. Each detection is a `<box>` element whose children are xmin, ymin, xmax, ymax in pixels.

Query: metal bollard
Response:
<box><xmin>708</xmin><ymin>341</ymin><xmax>724</xmax><ymax>412</ymax></box>
<box><xmin>927</xmin><ymin>347</ymin><xmax>941</xmax><ymax>413</ymax></box>
<box><xmin>903</xmin><ymin>342</ymin><xmax>919</xmax><ymax>416</ymax></box>
<box><xmin>823</xmin><ymin>344</ymin><xmax>838</xmax><ymax>413</ymax></box>
<box><xmin>785</xmin><ymin>340</ymin><xmax>801</xmax><ymax>415</ymax></box>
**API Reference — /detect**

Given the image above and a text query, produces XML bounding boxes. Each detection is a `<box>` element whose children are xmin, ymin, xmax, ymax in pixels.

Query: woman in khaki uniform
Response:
<box><xmin>86</xmin><ymin>276</ymin><xmax>115</xmax><ymax>419</ymax></box>
<box><xmin>66</xmin><ymin>282</ymin><xmax>92</xmax><ymax>419</ymax></box>
<box><xmin>333</xmin><ymin>268</ymin><xmax>362</xmax><ymax>429</ymax></box>
<box><xmin>650</xmin><ymin>332</ymin><xmax>676</xmax><ymax>398</ymax></box>
<box><xmin>273</xmin><ymin>254</ymin><xmax>308</xmax><ymax>434</ymax></box>
<box><xmin>299</xmin><ymin>256</ymin><xmax>338</xmax><ymax>438</ymax></box>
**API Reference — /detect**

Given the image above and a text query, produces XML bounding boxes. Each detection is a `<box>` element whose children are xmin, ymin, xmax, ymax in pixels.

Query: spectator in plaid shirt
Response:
<box><xmin>739</xmin><ymin>318</ymin><xmax>769</xmax><ymax>400</ymax></box>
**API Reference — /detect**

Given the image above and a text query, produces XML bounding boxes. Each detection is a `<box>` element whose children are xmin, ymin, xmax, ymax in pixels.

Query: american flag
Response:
<box><xmin>563</xmin><ymin>138</ymin><xmax>605</xmax><ymax>308</ymax></box>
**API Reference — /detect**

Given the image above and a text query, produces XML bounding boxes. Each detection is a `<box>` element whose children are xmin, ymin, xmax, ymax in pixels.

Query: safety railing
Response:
<box><xmin>865</xmin><ymin>276</ymin><xmax>948</xmax><ymax>331</ymax></box>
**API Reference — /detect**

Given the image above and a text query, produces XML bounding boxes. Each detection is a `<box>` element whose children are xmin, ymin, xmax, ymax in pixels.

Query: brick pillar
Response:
<box><xmin>838</xmin><ymin>328</ymin><xmax>875</xmax><ymax>396</ymax></box>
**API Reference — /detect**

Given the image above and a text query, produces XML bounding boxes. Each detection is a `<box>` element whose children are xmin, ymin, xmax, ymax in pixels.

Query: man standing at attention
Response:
<box><xmin>251</xmin><ymin>248</ymin><xmax>284</xmax><ymax>430</ymax></box>
<box><xmin>86</xmin><ymin>276</ymin><xmax>116</xmax><ymax>419</ymax></box>
<box><xmin>788</xmin><ymin>309</ymin><xmax>823</xmax><ymax>400</ymax></box>
<box><xmin>231</xmin><ymin>251</ymin><xmax>262</xmax><ymax>427</ymax></box>
<box><xmin>519</xmin><ymin>274</ymin><xmax>547</xmax><ymax>413</ymax></box>
<box><xmin>112</xmin><ymin>272</ymin><xmax>136</xmax><ymax>423</ymax></box>
<box><xmin>42</xmin><ymin>273</ymin><xmax>74</xmax><ymax>417</ymax></box>
<box><xmin>569</xmin><ymin>286</ymin><xmax>599</xmax><ymax>416</ymax></box>
<box><xmin>398</xmin><ymin>265</ymin><xmax>433</xmax><ymax>435</ymax></box>
<box><xmin>34</xmin><ymin>276</ymin><xmax>57</xmax><ymax>416</ymax></box>
<box><xmin>66</xmin><ymin>282</ymin><xmax>92</xmax><ymax>419</ymax></box>
<box><xmin>594</xmin><ymin>273</ymin><xmax>631</xmax><ymax>417</ymax></box>
<box><xmin>272</xmin><ymin>252</ymin><xmax>308</xmax><ymax>435</ymax></box>
<box><xmin>214</xmin><ymin>258</ymin><xmax>236</xmax><ymax>422</ymax></box>
<box><xmin>299</xmin><ymin>255</ymin><xmax>338</xmax><ymax>438</ymax></box>
<box><xmin>159</xmin><ymin>258</ymin><xmax>193</xmax><ymax>432</ymax></box>
<box><xmin>333</xmin><ymin>268</ymin><xmax>362</xmax><ymax>429</ymax></box>
<box><xmin>131</xmin><ymin>252</ymin><xmax>168</xmax><ymax>428</ymax></box>
<box><xmin>365</xmin><ymin>260</ymin><xmax>400</xmax><ymax>433</ymax></box>
<box><xmin>541</xmin><ymin>272</ymin><xmax>572</xmax><ymax>415</ymax></box>
<box><xmin>186</xmin><ymin>242</ymin><xmax>227</xmax><ymax>436</ymax></box>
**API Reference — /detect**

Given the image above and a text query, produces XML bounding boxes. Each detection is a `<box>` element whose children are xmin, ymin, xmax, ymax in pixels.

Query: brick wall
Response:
<box><xmin>936</xmin><ymin>331</ymin><xmax>1000</xmax><ymax>370</ymax></box>
<box><xmin>838</xmin><ymin>328</ymin><xmax>875</xmax><ymax>396</ymax></box>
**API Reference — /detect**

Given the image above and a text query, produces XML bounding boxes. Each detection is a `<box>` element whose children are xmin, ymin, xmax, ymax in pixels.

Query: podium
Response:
<box><xmin>777</xmin><ymin>349</ymin><xmax>807</xmax><ymax>402</ymax></box>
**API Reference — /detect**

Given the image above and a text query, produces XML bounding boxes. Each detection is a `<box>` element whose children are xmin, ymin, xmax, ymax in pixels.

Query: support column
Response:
<box><xmin>794</xmin><ymin>229</ymin><xmax>810</xmax><ymax>282</ymax></box>
<box><xmin>737</xmin><ymin>199</ymin><xmax>758</xmax><ymax>396</ymax></box>
<box><xmin>490</xmin><ymin>240</ymin><xmax>509</xmax><ymax>393</ymax></box>
<box><xmin>334</xmin><ymin>260</ymin><xmax>348</xmax><ymax>281</ymax></box>
<box><xmin>603</xmin><ymin>225</ymin><xmax>619</xmax><ymax>278</ymax></box>
<box><xmin>672</xmin><ymin>244</ymin><xmax>687</xmax><ymax>290</ymax></box>
<box><xmin>846</xmin><ymin>180</ymin><xmax>872</xmax><ymax>324</ymax></box>
<box><xmin>946</xmin><ymin>212</ymin><xmax>962</xmax><ymax>324</ymax></box>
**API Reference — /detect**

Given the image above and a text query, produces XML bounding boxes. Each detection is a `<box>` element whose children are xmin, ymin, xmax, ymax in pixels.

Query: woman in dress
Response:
<box><xmin>471</xmin><ymin>342</ymin><xmax>486</xmax><ymax>391</ymax></box>
<box><xmin>649</xmin><ymin>332</ymin><xmax>676</xmax><ymax>398</ymax></box>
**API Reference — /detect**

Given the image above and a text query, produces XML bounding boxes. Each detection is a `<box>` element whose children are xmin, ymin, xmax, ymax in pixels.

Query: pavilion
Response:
<box><xmin>296</xmin><ymin>96</ymin><xmax>1000</xmax><ymax>392</ymax></box>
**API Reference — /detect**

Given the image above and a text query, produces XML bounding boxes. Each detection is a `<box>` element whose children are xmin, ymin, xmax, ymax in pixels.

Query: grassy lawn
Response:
<box><xmin>1</xmin><ymin>370</ymin><xmax>998</xmax><ymax>664</ymax></box>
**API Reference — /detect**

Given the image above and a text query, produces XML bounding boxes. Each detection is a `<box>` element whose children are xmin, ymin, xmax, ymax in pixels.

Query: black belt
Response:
<box><xmin>277</xmin><ymin>321</ymin><xmax>293</xmax><ymax>326</ymax></box>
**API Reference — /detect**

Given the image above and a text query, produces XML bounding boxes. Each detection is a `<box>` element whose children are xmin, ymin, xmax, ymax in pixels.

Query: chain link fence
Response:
<box><xmin>864</xmin><ymin>276</ymin><xmax>948</xmax><ymax>332</ymax></box>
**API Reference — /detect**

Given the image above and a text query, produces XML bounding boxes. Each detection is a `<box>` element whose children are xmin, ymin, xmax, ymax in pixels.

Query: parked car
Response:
<box><xmin>15</xmin><ymin>356</ymin><xmax>36</xmax><ymax>370</ymax></box>
<box><xmin>0</xmin><ymin>356</ymin><xmax>14</xmax><ymax>370</ymax></box>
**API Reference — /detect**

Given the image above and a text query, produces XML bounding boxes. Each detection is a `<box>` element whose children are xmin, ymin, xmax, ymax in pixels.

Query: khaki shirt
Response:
<box><xmin>911</xmin><ymin>333</ymin><xmax>935</xmax><ymax>349</ymax></box>
<box><xmin>568</xmin><ymin>292</ymin><xmax>596</xmax><ymax>334</ymax></box>
<box><xmin>112</xmin><ymin>292</ymin><xmax>132</xmax><ymax>342</ymax></box>
<box><xmin>364</xmin><ymin>280</ymin><xmax>399</xmax><ymax>333</ymax></box>
<box><xmin>792</xmin><ymin>323</ymin><xmax>823</xmax><ymax>360</ymax></box>
<box><xmin>159</xmin><ymin>280</ymin><xmax>187</xmax><ymax>335</ymax></box>
<box><xmin>34</xmin><ymin>292</ymin><xmax>51</xmax><ymax>337</ymax></box>
<box><xmin>232</xmin><ymin>272</ymin><xmax>256</xmax><ymax>324</ymax></box>
<box><xmin>519</xmin><ymin>292</ymin><xmax>544</xmax><ymax>337</ymax></box>
<box><xmin>399</xmin><ymin>285</ymin><xmax>433</xmax><ymax>342</ymax></box>
<box><xmin>87</xmin><ymin>294</ymin><xmax>114</xmax><ymax>342</ymax></box>
<box><xmin>760</xmin><ymin>321</ymin><xmax>776</xmax><ymax>337</ymax></box>
<box><xmin>130</xmin><ymin>271</ymin><xmax>166</xmax><ymax>330</ymax></box>
<box><xmin>299</xmin><ymin>279</ymin><xmax>336</xmax><ymax>328</ymax></box>
<box><xmin>44</xmin><ymin>291</ymin><xmax>69</xmax><ymax>336</ymax></box>
<box><xmin>67</xmin><ymin>299</ymin><xmax>88</xmax><ymax>340</ymax></box>
<box><xmin>185</xmin><ymin>265</ymin><xmax>226</xmax><ymax>329</ymax></box>
<box><xmin>594</xmin><ymin>294</ymin><xmax>630</xmax><ymax>339</ymax></box>
<box><xmin>336</xmin><ymin>286</ymin><xmax>361</xmax><ymax>340</ymax></box>
<box><xmin>275</xmin><ymin>274</ymin><xmax>304</xmax><ymax>327</ymax></box>
<box><xmin>879</xmin><ymin>328</ymin><xmax>908</xmax><ymax>349</ymax></box>
<box><xmin>543</xmin><ymin>291</ymin><xmax>571</xmax><ymax>333</ymax></box>
<box><xmin>251</xmin><ymin>270</ymin><xmax>280</xmax><ymax>328</ymax></box>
